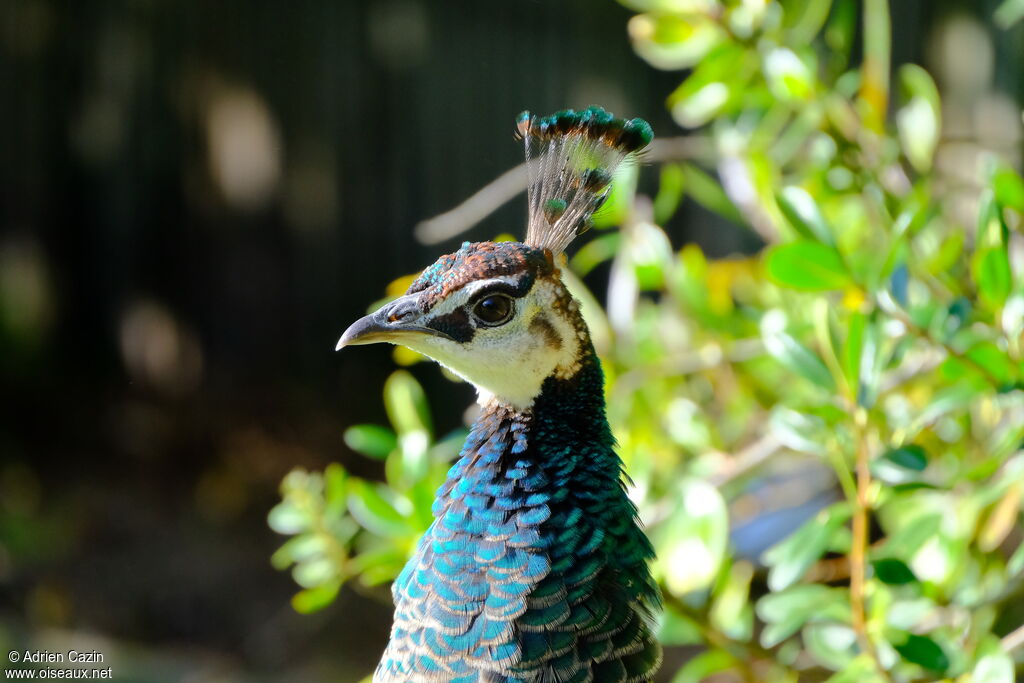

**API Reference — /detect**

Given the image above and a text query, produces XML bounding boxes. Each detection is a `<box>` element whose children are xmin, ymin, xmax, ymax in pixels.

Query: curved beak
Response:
<box><xmin>336</xmin><ymin>293</ymin><xmax>450</xmax><ymax>350</ymax></box>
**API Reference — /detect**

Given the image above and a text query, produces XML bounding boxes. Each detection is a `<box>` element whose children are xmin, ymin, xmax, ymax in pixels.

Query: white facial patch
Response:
<box><xmin>402</xmin><ymin>279</ymin><xmax>583</xmax><ymax>411</ymax></box>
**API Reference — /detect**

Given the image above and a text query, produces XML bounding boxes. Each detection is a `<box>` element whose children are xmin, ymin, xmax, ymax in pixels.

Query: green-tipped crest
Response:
<box><xmin>517</xmin><ymin>106</ymin><xmax>653</xmax><ymax>256</ymax></box>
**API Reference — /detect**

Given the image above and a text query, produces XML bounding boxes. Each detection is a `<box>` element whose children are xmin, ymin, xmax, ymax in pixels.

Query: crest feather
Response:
<box><xmin>516</xmin><ymin>107</ymin><xmax>653</xmax><ymax>256</ymax></box>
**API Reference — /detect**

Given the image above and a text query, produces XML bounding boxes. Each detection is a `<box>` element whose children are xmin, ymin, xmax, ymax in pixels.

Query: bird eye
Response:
<box><xmin>472</xmin><ymin>294</ymin><xmax>514</xmax><ymax>326</ymax></box>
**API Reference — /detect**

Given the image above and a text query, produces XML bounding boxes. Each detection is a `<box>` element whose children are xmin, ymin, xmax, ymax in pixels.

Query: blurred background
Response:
<box><xmin>1</xmin><ymin>0</ymin><xmax>1021</xmax><ymax>680</ymax></box>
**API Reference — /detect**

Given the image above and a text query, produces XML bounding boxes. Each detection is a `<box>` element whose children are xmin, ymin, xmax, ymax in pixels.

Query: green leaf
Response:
<box><xmin>756</xmin><ymin>584</ymin><xmax>849</xmax><ymax>647</ymax></box>
<box><xmin>993</xmin><ymin>166</ymin><xmax>1024</xmax><ymax>212</ymax></box>
<box><xmin>653</xmin><ymin>163</ymin><xmax>686</xmax><ymax>225</ymax></box>
<box><xmin>668</xmin><ymin>43</ymin><xmax>750</xmax><ymax>127</ymax></box>
<box><xmin>973</xmin><ymin>635</ymin><xmax>1015</xmax><ymax>683</ymax></box>
<box><xmin>764</xmin><ymin>47</ymin><xmax>815</xmax><ymax>102</ymax></box>
<box><xmin>570</xmin><ymin>232</ymin><xmax>621</xmax><ymax>277</ymax></box>
<box><xmin>765</xmin><ymin>241</ymin><xmax>852</xmax><ymax>291</ymax></box>
<box><xmin>1008</xmin><ymin>536</ymin><xmax>1024</xmax><ymax>577</ymax></box>
<box><xmin>710</xmin><ymin>560</ymin><xmax>754</xmax><ymax>642</ymax></box>
<box><xmin>777</xmin><ymin>186</ymin><xmax>834</xmax><ymax>244</ymax></box>
<box><xmin>996</xmin><ymin>0</ymin><xmax>1024</xmax><ymax>28</ymax></box>
<box><xmin>347</xmin><ymin>480</ymin><xmax>409</xmax><ymax>538</ymax></box>
<box><xmin>842</xmin><ymin>312</ymin><xmax>865</xmax><ymax>390</ymax></box>
<box><xmin>593</xmin><ymin>162</ymin><xmax>638</xmax><ymax>228</ymax></box>
<box><xmin>344</xmin><ymin>424</ymin><xmax>397</xmax><ymax>460</ymax></box>
<box><xmin>885</xmin><ymin>513</ymin><xmax>941</xmax><ymax>559</ymax></box>
<box><xmin>804</xmin><ymin>622</ymin><xmax>858</xmax><ymax>671</ymax></box>
<box><xmin>974</xmin><ymin>246</ymin><xmax>1012</xmax><ymax>309</ymax></box>
<box><xmin>680</xmin><ymin>163</ymin><xmax>743</xmax><ymax>223</ymax></box>
<box><xmin>824</xmin><ymin>655</ymin><xmax>887</xmax><ymax>683</ymax></box>
<box><xmin>657</xmin><ymin>607</ymin><xmax>703</xmax><ymax>647</ymax></box>
<box><xmin>783</xmin><ymin>0</ymin><xmax>834</xmax><ymax>44</ymax></box>
<box><xmin>268</xmin><ymin>500</ymin><xmax>310</xmax><ymax>535</ymax></box>
<box><xmin>762</xmin><ymin>503</ymin><xmax>851</xmax><ymax>591</ymax></box>
<box><xmin>384</xmin><ymin>370</ymin><xmax>432</xmax><ymax>437</ymax></box>
<box><xmin>291</xmin><ymin>581</ymin><xmax>341</xmax><ymax>614</ymax></box>
<box><xmin>871</xmin><ymin>558</ymin><xmax>918</xmax><ymax>585</ymax></box>
<box><xmin>271</xmin><ymin>533</ymin><xmax>329</xmax><ymax>570</ymax></box>
<box><xmin>965</xmin><ymin>341</ymin><xmax>1016</xmax><ymax>385</ymax></box>
<box><xmin>655</xmin><ymin>478</ymin><xmax>729</xmax><ymax>596</ymax></box>
<box><xmin>670</xmin><ymin>649</ymin><xmax>735</xmax><ymax>683</ymax></box>
<box><xmin>892</xmin><ymin>633</ymin><xmax>949</xmax><ymax>672</ymax></box>
<box><xmin>871</xmin><ymin>444</ymin><xmax>927</xmax><ymax>485</ymax></box>
<box><xmin>896</xmin><ymin>65</ymin><xmax>940</xmax><ymax>173</ymax></box>
<box><xmin>292</xmin><ymin>556</ymin><xmax>337</xmax><ymax>588</ymax></box>
<box><xmin>628</xmin><ymin>12</ymin><xmax>725</xmax><ymax>70</ymax></box>
<box><xmin>768</xmin><ymin>407</ymin><xmax>828</xmax><ymax>455</ymax></box>
<box><xmin>761</xmin><ymin>312</ymin><xmax>837</xmax><ymax>390</ymax></box>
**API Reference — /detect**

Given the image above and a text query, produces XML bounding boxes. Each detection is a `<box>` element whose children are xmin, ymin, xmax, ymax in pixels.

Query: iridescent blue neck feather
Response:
<box><xmin>375</xmin><ymin>349</ymin><xmax>662</xmax><ymax>682</ymax></box>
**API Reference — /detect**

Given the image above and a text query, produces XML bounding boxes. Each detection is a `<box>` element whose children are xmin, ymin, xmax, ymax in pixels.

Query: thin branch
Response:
<box><xmin>414</xmin><ymin>164</ymin><xmax>528</xmax><ymax>245</ymax></box>
<box><xmin>849</xmin><ymin>409</ymin><xmax>888</xmax><ymax>679</ymax></box>
<box><xmin>708</xmin><ymin>432</ymin><xmax>783</xmax><ymax>487</ymax></box>
<box><xmin>413</xmin><ymin>136</ymin><xmax>711</xmax><ymax>245</ymax></box>
<box><xmin>660</xmin><ymin>589</ymin><xmax>776</xmax><ymax>679</ymax></box>
<box><xmin>1002</xmin><ymin>622</ymin><xmax>1024</xmax><ymax>653</ymax></box>
<box><xmin>878</xmin><ymin>293</ymin><xmax>1006</xmax><ymax>387</ymax></box>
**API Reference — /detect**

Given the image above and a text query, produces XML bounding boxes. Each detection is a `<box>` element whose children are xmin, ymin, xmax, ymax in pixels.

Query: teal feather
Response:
<box><xmin>369</xmin><ymin>108</ymin><xmax>659</xmax><ymax>682</ymax></box>
<box><xmin>375</xmin><ymin>351</ymin><xmax>661</xmax><ymax>682</ymax></box>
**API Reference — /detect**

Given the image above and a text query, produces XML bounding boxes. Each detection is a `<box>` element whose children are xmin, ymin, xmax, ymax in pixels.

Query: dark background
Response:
<box><xmin>0</xmin><ymin>1</ymin><xmax>1015</xmax><ymax>680</ymax></box>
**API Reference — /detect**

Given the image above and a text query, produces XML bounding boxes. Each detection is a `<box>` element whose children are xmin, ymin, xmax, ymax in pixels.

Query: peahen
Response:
<box><xmin>337</xmin><ymin>107</ymin><xmax>662</xmax><ymax>682</ymax></box>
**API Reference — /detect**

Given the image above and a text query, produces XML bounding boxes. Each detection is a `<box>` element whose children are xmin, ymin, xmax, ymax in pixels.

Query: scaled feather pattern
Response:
<box><xmin>368</xmin><ymin>108</ymin><xmax>660</xmax><ymax>682</ymax></box>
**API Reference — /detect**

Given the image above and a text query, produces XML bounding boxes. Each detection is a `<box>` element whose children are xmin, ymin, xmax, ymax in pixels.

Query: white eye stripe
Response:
<box><xmin>462</xmin><ymin>276</ymin><xmax>523</xmax><ymax>298</ymax></box>
<box><xmin>427</xmin><ymin>276</ymin><xmax>525</xmax><ymax>317</ymax></box>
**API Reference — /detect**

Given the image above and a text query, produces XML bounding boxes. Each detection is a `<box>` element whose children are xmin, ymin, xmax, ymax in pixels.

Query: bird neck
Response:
<box><xmin>432</xmin><ymin>346</ymin><xmax>624</xmax><ymax>527</ymax></box>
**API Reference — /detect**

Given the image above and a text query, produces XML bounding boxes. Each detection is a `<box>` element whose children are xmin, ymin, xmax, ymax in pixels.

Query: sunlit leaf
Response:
<box><xmin>761</xmin><ymin>311</ymin><xmax>836</xmax><ymax>390</ymax></box>
<box><xmin>756</xmin><ymin>584</ymin><xmax>849</xmax><ymax>647</ymax></box>
<box><xmin>710</xmin><ymin>560</ymin><xmax>754</xmax><ymax>642</ymax></box>
<box><xmin>654</xmin><ymin>163</ymin><xmax>686</xmax><ymax>225</ymax></box>
<box><xmin>764</xmin><ymin>47</ymin><xmax>815</xmax><ymax>102</ymax></box>
<box><xmin>628</xmin><ymin>12</ymin><xmax>725</xmax><ymax>70</ymax></box>
<box><xmin>384</xmin><ymin>370</ymin><xmax>432</xmax><ymax>437</ymax></box>
<box><xmin>972</xmin><ymin>635</ymin><xmax>1015</xmax><ymax>683</ymax></box>
<box><xmin>777</xmin><ymin>186</ymin><xmax>834</xmax><ymax>245</ymax></box>
<box><xmin>979</xmin><ymin>483</ymin><xmax>1021</xmax><ymax>552</ymax></box>
<box><xmin>655</xmin><ymin>478</ymin><xmax>729</xmax><ymax>596</ymax></box>
<box><xmin>762</xmin><ymin>503</ymin><xmax>851</xmax><ymax>591</ymax></box>
<box><xmin>669</xmin><ymin>648</ymin><xmax>735</xmax><ymax>683</ymax></box>
<box><xmin>993</xmin><ymin>165</ymin><xmax>1024</xmax><ymax>212</ymax></box>
<box><xmin>804</xmin><ymin>622</ymin><xmax>858</xmax><ymax>671</ymax></box>
<box><xmin>973</xmin><ymin>246</ymin><xmax>1012</xmax><ymax>309</ymax></box>
<box><xmin>765</xmin><ymin>241</ymin><xmax>852</xmax><ymax>291</ymax></box>
<box><xmin>344</xmin><ymin>424</ymin><xmax>397</xmax><ymax>460</ymax></box>
<box><xmin>292</xmin><ymin>556</ymin><xmax>337</xmax><ymax>588</ymax></box>
<box><xmin>347</xmin><ymin>480</ymin><xmax>409</xmax><ymax>538</ymax></box>
<box><xmin>896</xmin><ymin>65</ymin><xmax>940</xmax><ymax>173</ymax></box>
<box><xmin>680</xmin><ymin>163</ymin><xmax>743</xmax><ymax>223</ymax></box>
<box><xmin>593</xmin><ymin>162</ymin><xmax>638</xmax><ymax>228</ymax></box>
<box><xmin>995</xmin><ymin>0</ymin><xmax>1024</xmax><ymax>28</ymax></box>
<box><xmin>268</xmin><ymin>500</ymin><xmax>309</xmax><ymax>535</ymax></box>
<box><xmin>291</xmin><ymin>581</ymin><xmax>341</xmax><ymax>614</ymax></box>
<box><xmin>964</xmin><ymin>341</ymin><xmax>1016</xmax><ymax>386</ymax></box>
<box><xmin>657</xmin><ymin>607</ymin><xmax>703</xmax><ymax>646</ymax></box>
<box><xmin>768</xmin><ymin>407</ymin><xmax>828</xmax><ymax>455</ymax></box>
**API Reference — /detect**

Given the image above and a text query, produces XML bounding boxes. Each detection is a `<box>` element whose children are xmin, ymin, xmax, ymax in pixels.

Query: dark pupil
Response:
<box><xmin>475</xmin><ymin>295</ymin><xmax>511</xmax><ymax>324</ymax></box>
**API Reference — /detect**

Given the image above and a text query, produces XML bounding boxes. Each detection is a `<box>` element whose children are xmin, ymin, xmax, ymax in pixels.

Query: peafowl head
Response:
<box><xmin>337</xmin><ymin>107</ymin><xmax>652</xmax><ymax>410</ymax></box>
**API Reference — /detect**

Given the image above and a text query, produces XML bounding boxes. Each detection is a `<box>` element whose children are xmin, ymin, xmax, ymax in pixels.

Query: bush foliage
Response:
<box><xmin>271</xmin><ymin>1</ymin><xmax>1024</xmax><ymax>679</ymax></box>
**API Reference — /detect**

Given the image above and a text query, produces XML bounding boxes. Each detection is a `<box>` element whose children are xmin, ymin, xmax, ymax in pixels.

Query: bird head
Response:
<box><xmin>337</xmin><ymin>241</ymin><xmax>586</xmax><ymax>410</ymax></box>
<box><xmin>337</xmin><ymin>106</ymin><xmax>652</xmax><ymax>410</ymax></box>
